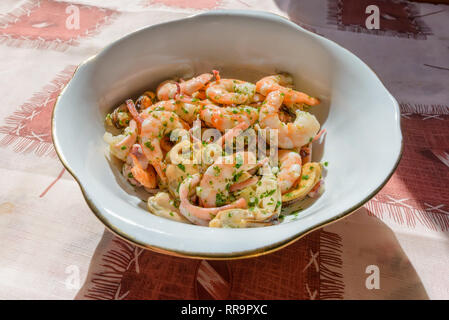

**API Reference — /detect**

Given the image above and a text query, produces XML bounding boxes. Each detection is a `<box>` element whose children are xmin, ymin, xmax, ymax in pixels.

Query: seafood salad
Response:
<box><xmin>104</xmin><ymin>71</ymin><xmax>326</xmax><ymax>228</ymax></box>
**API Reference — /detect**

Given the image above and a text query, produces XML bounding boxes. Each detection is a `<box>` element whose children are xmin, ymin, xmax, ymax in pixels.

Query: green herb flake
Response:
<box><xmin>215</xmin><ymin>193</ymin><xmax>227</xmax><ymax>207</ymax></box>
<box><xmin>233</xmin><ymin>171</ymin><xmax>243</xmax><ymax>182</ymax></box>
<box><xmin>144</xmin><ymin>141</ymin><xmax>155</xmax><ymax>151</ymax></box>
<box><xmin>235</xmin><ymin>154</ymin><xmax>243</xmax><ymax>169</ymax></box>
<box><xmin>275</xmin><ymin>201</ymin><xmax>282</xmax><ymax>210</ymax></box>
<box><xmin>213</xmin><ymin>166</ymin><xmax>221</xmax><ymax>176</ymax></box>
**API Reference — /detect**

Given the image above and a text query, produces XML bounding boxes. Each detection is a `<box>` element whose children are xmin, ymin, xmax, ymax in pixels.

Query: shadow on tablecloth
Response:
<box><xmin>75</xmin><ymin>207</ymin><xmax>428</xmax><ymax>300</ymax></box>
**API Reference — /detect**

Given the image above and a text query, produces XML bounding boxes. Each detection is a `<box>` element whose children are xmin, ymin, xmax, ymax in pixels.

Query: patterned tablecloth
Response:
<box><xmin>0</xmin><ymin>0</ymin><xmax>447</xmax><ymax>300</ymax></box>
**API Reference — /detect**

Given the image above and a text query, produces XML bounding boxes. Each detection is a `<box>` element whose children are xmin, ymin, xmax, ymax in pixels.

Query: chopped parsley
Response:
<box><xmin>177</xmin><ymin>163</ymin><xmax>186</xmax><ymax>172</ymax></box>
<box><xmin>144</xmin><ymin>141</ymin><xmax>155</xmax><ymax>151</ymax></box>
<box><xmin>260</xmin><ymin>189</ymin><xmax>276</xmax><ymax>198</ymax></box>
<box><xmin>235</xmin><ymin>154</ymin><xmax>243</xmax><ymax>169</ymax></box>
<box><xmin>249</xmin><ymin>196</ymin><xmax>259</xmax><ymax>208</ymax></box>
<box><xmin>213</xmin><ymin>166</ymin><xmax>221</xmax><ymax>176</ymax></box>
<box><xmin>275</xmin><ymin>201</ymin><xmax>282</xmax><ymax>210</ymax></box>
<box><xmin>233</xmin><ymin>171</ymin><xmax>243</xmax><ymax>182</ymax></box>
<box><xmin>216</xmin><ymin>193</ymin><xmax>227</xmax><ymax>207</ymax></box>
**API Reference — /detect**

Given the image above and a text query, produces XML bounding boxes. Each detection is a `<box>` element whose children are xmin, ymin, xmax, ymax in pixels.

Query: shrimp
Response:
<box><xmin>139</xmin><ymin>110</ymin><xmax>185</xmax><ymax>181</ymax></box>
<box><xmin>179</xmin><ymin>174</ymin><xmax>247</xmax><ymax>225</ymax></box>
<box><xmin>165</xmin><ymin>140</ymin><xmax>201</xmax><ymax>198</ymax></box>
<box><xmin>256</xmin><ymin>74</ymin><xmax>320</xmax><ymax>106</ymax></box>
<box><xmin>157</xmin><ymin>73</ymin><xmax>213</xmax><ymax>100</ymax></box>
<box><xmin>103</xmin><ymin>119</ymin><xmax>137</xmax><ymax>161</ymax></box>
<box><xmin>256</xmin><ymin>74</ymin><xmax>293</xmax><ymax>95</ymax></box>
<box><xmin>122</xmin><ymin>144</ymin><xmax>148</xmax><ymax>188</ymax></box>
<box><xmin>122</xmin><ymin>163</ymin><xmax>141</xmax><ymax>187</ymax></box>
<box><xmin>205</xmin><ymin>79</ymin><xmax>255</xmax><ymax>105</ymax></box>
<box><xmin>198</xmin><ymin>152</ymin><xmax>259</xmax><ymax>208</ymax></box>
<box><xmin>129</xmin><ymin>153</ymin><xmax>157</xmax><ymax>189</ymax></box>
<box><xmin>277</xmin><ymin>149</ymin><xmax>302</xmax><ymax>194</ymax></box>
<box><xmin>199</xmin><ymin>104</ymin><xmax>258</xmax><ymax>132</ymax></box>
<box><xmin>214</xmin><ymin>122</ymin><xmax>250</xmax><ymax>146</ymax></box>
<box><xmin>210</xmin><ymin>162</ymin><xmax>281</xmax><ymax>227</ymax></box>
<box><xmin>259</xmin><ymin>91</ymin><xmax>320</xmax><ymax>149</ymax></box>
<box><xmin>143</xmin><ymin>99</ymin><xmax>200</xmax><ymax>125</ymax></box>
<box><xmin>229</xmin><ymin>176</ymin><xmax>259</xmax><ymax>193</ymax></box>
<box><xmin>192</xmin><ymin>90</ymin><xmax>207</xmax><ymax>100</ymax></box>
<box><xmin>251</xmin><ymin>93</ymin><xmax>265</xmax><ymax>103</ymax></box>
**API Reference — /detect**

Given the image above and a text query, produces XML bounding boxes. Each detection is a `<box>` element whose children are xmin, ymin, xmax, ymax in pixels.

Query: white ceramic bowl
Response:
<box><xmin>52</xmin><ymin>10</ymin><xmax>402</xmax><ymax>259</ymax></box>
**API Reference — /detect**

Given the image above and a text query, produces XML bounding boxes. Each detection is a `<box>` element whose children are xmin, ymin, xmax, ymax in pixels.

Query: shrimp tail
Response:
<box><xmin>126</xmin><ymin>99</ymin><xmax>143</xmax><ymax>132</ymax></box>
<box><xmin>175</xmin><ymin>82</ymin><xmax>181</xmax><ymax>99</ymax></box>
<box><xmin>212</xmin><ymin>69</ymin><xmax>221</xmax><ymax>81</ymax></box>
<box><xmin>312</xmin><ymin>128</ymin><xmax>326</xmax><ymax>142</ymax></box>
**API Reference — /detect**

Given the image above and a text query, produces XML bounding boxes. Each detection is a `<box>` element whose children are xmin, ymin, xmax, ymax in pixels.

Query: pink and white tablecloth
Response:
<box><xmin>0</xmin><ymin>0</ymin><xmax>447</xmax><ymax>300</ymax></box>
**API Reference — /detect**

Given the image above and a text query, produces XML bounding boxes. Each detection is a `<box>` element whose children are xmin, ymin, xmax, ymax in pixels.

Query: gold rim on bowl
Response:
<box><xmin>51</xmin><ymin>12</ymin><xmax>403</xmax><ymax>260</ymax></box>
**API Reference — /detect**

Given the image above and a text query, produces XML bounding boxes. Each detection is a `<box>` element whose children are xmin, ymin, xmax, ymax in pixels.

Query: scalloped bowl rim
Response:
<box><xmin>52</xmin><ymin>10</ymin><xmax>402</xmax><ymax>259</ymax></box>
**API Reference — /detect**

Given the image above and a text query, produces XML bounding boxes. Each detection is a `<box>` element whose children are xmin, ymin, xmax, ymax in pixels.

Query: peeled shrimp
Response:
<box><xmin>256</xmin><ymin>74</ymin><xmax>320</xmax><ymax>106</ymax></box>
<box><xmin>277</xmin><ymin>149</ymin><xmax>302</xmax><ymax>194</ymax></box>
<box><xmin>209</xmin><ymin>162</ymin><xmax>281</xmax><ymax>227</ymax></box>
<box><xmin>165</xmin><ymin>140</ymin><xmax>201</xmax><ymax>198</ymax></box>
<box><xmin>103</xmin><ymin>119</ymin><xmax>137</xmax><ymax>161</ymax></box>
<box><xmin>143</xmin><ymin>99</ymin><xmax>200</xmax><ymax>125</ymax></box>
<box><xmin>179</xmin><ymin>174</ymin><xmax>247</xmax><ymax>225</ymax></box>
<box><xmin>206</xmin><ymin>79</ymin><xmax>255</xmax><ymax>105</ymax></box>
<box><xmin>139</xmin><ymin>110</ymin><xmax>185</xmax><ymax>180</ymax></box>
<box><xmin>199</xmin><ymin>104</ymin><xmax>258</xmax><ymax>132</ymax></box>
<box><xmin>259</xmin><ymin>91</ymin><xmax>320</xmax><ymax>149</ymax></box>
<box><xmin>198</xmin><ymin>152</ymin><xmax>258</xmax><ymax>208</ymax></box>
<box><xmin>129</xmin><ymin>153</ymin><xmax>157</xmax><ymax>189</ymax></box>
<box><xmin>157</xmin><ymin>73</ymin><xmax>213</xmax><ymax>100</ymax></box>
